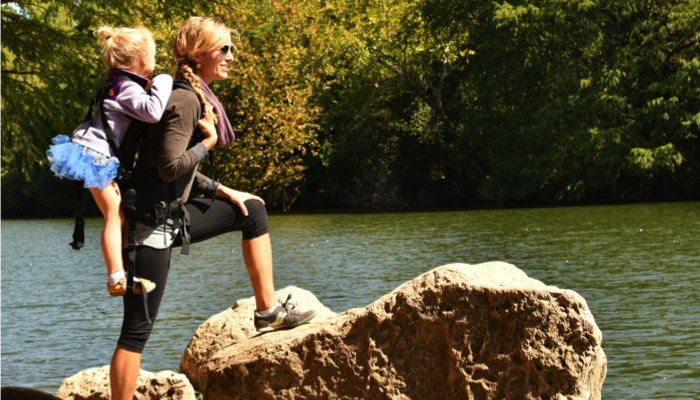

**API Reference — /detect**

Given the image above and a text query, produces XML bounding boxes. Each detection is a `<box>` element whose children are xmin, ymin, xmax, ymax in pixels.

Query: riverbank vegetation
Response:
<box><xmin>2</xmin><ymin>0</ymin><xmax>698</xmax><ymax>217</ymax></box>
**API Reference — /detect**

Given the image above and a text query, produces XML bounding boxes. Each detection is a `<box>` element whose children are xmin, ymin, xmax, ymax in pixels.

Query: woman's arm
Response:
<box><xmin>157</xmin><ymin>90</ymin><xmax>212</xmax><ymax>182</ymax></box>
<box><xmin>192</xmin><ymin>170</ymin><xmax>220</xmax><ymax>199</ymax></box>
<box><xmin>215</xmin><ymin>184</ymin><xmax>265</xmax><ymax>217</ymax></box>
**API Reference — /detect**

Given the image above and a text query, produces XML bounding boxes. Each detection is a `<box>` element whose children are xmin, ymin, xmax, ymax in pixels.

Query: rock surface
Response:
<box><xmin>56</xmin><ymin>366</ymin><xmax>195</xmax><ymax>400</ymax></box>
<box><xmin>180</xmin><ymin>286</ymin><xmax>337</xmax><ymax>391</ymax></box>
<box><xmin>196</xmin><ymin>262</ymin><xmax>607</xmax><ymax>400</ymax></box>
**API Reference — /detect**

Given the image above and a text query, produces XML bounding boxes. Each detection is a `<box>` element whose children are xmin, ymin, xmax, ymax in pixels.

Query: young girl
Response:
<box><xmin>47</xmin><ymin>26</ymin><xmax>174</xmax><ymax>297</ymax></box>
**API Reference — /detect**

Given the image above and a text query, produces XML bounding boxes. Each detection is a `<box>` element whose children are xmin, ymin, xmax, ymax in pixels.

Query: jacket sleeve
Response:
<box><xmin>192</xmin><ymin>171</ymin><xmax>221</xmax><ymax>199</ymax></box>
<box><xmin>116</xmin><ymin>74</ymin><xmax>173</xmax><ymax>123</ymax></box>
<box><xmin>157</xmin><ymin>90</ymin><xmax>209</xmax><ymax>183</ymax></box>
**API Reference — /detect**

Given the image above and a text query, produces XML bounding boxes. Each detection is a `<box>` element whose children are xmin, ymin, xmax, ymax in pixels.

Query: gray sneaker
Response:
<box><xmin>254</xmin><ymin>294</ymin><xmax>317</xmax><ymax>332</ymax></box>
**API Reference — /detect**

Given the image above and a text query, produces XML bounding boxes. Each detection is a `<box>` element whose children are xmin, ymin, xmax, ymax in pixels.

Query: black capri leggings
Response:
<box><xmin>117</xmin><ymin>198</ymin><xmax>269</xmax><ymax>353</ymax></box>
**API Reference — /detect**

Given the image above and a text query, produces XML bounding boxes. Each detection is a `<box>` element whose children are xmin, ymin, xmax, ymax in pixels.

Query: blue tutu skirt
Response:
<box><xmin>46</xmin><ymin>135</ymin><xmax>120</xmax><ymax>190</ymax></box>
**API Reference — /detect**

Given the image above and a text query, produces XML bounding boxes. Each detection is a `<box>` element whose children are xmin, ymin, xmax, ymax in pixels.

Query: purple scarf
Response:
<box><xmin>175</xmin><ymin>72</ymin><xmax>235</xmax><ymax>147</ymax></box>
<box><xmin>199</xmin><ymin>79</ymin><xmax>235</xmax><ymax>147</ymax></box>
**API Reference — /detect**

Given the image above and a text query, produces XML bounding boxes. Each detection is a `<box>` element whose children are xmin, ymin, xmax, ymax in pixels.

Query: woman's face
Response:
<box><xmin>196</xmin><ymin>35</ymin><xmax>234</xmax><ymax>85</ymax></box>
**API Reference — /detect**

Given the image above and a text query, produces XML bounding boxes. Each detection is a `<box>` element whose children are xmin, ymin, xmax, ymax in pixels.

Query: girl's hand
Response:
<box><xmin>216</xmin><ymin>185</ymin><xmax>265</xmax><ymax>216</ymax></box>
<box><xmin>198</xmin><ymin>103</ymin><xmax>218</xmax><ymax>150</ymax></box>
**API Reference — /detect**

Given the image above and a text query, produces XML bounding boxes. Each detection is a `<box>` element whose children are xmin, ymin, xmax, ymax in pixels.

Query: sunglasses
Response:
<box><xmin>220</xmin><ymin>45</ymin><xmax>235</xmax><ymax>55</ymax></box>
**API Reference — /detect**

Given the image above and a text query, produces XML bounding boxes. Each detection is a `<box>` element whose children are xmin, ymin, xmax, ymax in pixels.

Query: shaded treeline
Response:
<box><xmin>2</xmin><ymin>0</ymin><xmax>698</xmax><ymax>218</ymax></box>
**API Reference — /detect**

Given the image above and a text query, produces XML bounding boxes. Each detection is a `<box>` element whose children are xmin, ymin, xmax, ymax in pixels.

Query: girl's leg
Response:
<box><xmin>89</xmin><ymin>180</ymin><xmax>125</xmax><ymax>275</ymax></box>
<box><xmin>180</xmin><ymin>198</ymin><xmax>277</xmax><ymax>310</ymax></box>
<box><xmin>110</xmin><ymin>346</ymin><xmax>141</xmax><ymax>400</ymax></box>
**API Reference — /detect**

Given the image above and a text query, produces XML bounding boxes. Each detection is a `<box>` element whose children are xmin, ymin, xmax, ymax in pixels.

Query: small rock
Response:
<box><xmin>56</xmin><ymin>366</ymin><xmax>195</xmax><ymax>400</ymax></box>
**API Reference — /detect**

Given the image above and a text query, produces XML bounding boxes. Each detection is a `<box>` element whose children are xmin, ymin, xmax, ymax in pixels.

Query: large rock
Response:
<box><xmin>196</xmin><ymin>262</ymin><xmax>606</xmax><ymax>400</ymax></box>
<box><xmin>56</xmin><ymin>366</ymin><xmax>195</xmax><ymax>400</ymax></box>
<box><xmin>180</xmin><ymin>286</ymin><xmax>336</xmax><ymax>391</ymax></box>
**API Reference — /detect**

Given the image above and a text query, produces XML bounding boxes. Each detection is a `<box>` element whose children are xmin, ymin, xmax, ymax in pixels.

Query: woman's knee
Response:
<box><xmin>242</xmin><ymin>200</ymin><xmax>269</xmax><ymax>240</ymax></box>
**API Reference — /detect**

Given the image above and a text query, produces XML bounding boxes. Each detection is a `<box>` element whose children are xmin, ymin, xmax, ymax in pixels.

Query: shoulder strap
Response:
<box><xmin>99</xmin><ymin>74</ymin><xmax>134</xmax><ymax>163</ymax></box>
<box><xmin>173</xmin><ymin>79</ymin><xmax>205</xmax><ymax>117</ymax></box>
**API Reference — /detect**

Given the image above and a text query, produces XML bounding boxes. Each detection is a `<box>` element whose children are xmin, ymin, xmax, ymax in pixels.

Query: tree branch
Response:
<box><xmin>2</xmin><ymin>69</ymin><xmax>70</xmax><ymax>80</ymax></box>
<box><xmin>431</xmin><ymin>30</ymin><xmax>452</xmax><ymax>70</ymax></box>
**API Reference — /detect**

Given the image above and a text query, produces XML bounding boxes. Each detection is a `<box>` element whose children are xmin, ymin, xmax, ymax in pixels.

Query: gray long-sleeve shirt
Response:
<box><xmin>72</xmin><ymin>69</ymin><xmax>173</xmax><ymax>157</ymax></box>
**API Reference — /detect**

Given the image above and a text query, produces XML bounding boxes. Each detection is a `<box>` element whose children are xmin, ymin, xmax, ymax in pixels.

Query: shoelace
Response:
<box><xmin>281</xmin><ymin>294</ymin><xmax>298</xmax><ymax>313</ymax></box>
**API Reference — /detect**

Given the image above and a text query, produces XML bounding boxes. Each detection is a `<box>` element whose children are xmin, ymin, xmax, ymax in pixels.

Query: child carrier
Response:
<box><xmin>69</xmin><ymin>74</ymin><xmax>134</xmax><ymax>250</ymax></box>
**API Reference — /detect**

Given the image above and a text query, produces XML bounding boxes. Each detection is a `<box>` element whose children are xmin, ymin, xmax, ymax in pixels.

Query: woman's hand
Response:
<box><xmin>198</xmin><ymin>103</ymin><xmax>218</xmax><ymax>150</ymax></box>
<box><xmin>216</xmin><ymin>185</ymin><xmax>265</xmax><ymax>216</ymax></box>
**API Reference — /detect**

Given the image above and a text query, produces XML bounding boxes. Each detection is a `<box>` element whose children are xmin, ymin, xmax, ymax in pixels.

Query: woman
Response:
<box><xmin>109</xmin><ymin>17</ymin><xmax>316</xmax><ymax>400</ymax></box>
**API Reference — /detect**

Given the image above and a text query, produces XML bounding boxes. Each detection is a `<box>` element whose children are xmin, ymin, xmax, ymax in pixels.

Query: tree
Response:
<box><xmin>210</xmin><ymin>0</ymin><xmax>321</xmax><ymax>208</ymax></box>
<box><xmin>303</xmin><ymin>0</ymin><xmax>485</xmax><ymax>208</ymax></box>
<box><xmin>454</xmin><ymin>0</ymin><xmax>700</xmax><ymax>200</ymax></box>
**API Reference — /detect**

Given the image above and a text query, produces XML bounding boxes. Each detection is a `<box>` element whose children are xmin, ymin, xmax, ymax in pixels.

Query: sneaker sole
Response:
<box><xmin>108</xmin><ymin>285</ymin><xmax>155</xmax><ymax>297</ymax></box>
<box><xmin>256</xmin><ymin>312</ymin><xmax>317</xmax><ymax>332</ymax></box>
<box><xmin>109</xmin><ymin>291</ymin><xmax>144</xmax><ymax>297</ymax></box>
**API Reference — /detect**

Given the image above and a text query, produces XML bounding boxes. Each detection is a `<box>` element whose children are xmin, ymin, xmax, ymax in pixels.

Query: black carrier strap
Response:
<box><xmin>70</xmin><ymin>74</ymin><xmax>133</xmax><ymax>251</ymax></box>
<box><xmin>69</xmin><ymin>181</ymin><xmax>85</xmax><ymax>250</ymax></box>
<box><xmin>179</xmin><ymin>204</ymin><xmax>191</xmax><ymax>255</ymax></box>
<box><xmin>99</xmin><ymin>75</ymin><xmax>133</xmax><ymax>172</ymax></box>
<box><xmin>125</xmin><ymin>218</ymin><xmax>151</xmax><ymax>324</ymax></box>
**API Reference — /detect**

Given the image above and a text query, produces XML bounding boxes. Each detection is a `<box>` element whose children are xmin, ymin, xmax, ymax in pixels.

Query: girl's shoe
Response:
<box><xmin>107</xmin><ymin>277</ymin><xmax>156</xmax><ymax>297</ymax></box>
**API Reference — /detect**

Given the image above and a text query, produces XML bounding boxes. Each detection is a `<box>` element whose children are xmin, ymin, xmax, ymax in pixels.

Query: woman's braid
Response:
<box><xmin>178</xmin><ymin>61</ymin><xmax>217</xmax><ymax>124</ymax></box>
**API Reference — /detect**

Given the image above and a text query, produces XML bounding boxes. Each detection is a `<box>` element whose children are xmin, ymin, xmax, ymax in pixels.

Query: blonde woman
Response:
<box><xmin>109</xmin><ymin>17</ymin><xmax>316</xmax><ymax>400</ymax></box>
<box><xmin>46</xmin><ymin>26</ymin><xmax>171</xmax><ymax>296</ymax></box>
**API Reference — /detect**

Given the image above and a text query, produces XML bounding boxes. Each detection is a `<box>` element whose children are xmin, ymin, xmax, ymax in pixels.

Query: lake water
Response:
<box><xmin>2</xmin><ymin>202</ymin><xmax>699</xmax><ymax>398</ymax></box>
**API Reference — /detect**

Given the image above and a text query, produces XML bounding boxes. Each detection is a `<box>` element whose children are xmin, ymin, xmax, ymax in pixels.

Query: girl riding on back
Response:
<box><xmin>46</xmin><ymin>26</ymin><xmax>174</xmax><ymax>296</ymax></box>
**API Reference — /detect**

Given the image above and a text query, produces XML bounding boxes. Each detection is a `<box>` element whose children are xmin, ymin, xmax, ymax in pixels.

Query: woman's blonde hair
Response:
<box><xmin>173</xmin><ymin>17</ymin><xmax>238</xmax><ymax>123</ymax></box>
<box><xmin>97</xmin><ymin>26</ymin><xmax>156</xmax><ymax>71</ymax></box>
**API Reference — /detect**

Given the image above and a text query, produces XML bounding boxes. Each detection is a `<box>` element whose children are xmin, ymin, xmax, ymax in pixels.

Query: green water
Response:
<box><xmin>2</xmin><ymin>202</ymin><xmax>699</xmax><ymax>398</ymax></box>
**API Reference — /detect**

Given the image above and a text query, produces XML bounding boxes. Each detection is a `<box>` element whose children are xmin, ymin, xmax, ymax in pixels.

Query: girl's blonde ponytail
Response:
<box><xmin>97</xmin><ymin>26</ymin><xmax>155</xmax><ymax>71</ymax></box>
<box><xmin>97</xmin><ymin>26</ymin><xmax>115</xmax><ymax>46</ymax></box>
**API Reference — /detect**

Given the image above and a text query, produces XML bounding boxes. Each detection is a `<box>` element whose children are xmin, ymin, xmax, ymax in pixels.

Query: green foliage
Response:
<box><xmin>2</xmin><ymin>0</ymin><xmax>698</xmax><ymax>216</ymax></box>
<box><xmin>446</xmin><ymin>0</ymin><xmax>700</xmax><ymax>201</ymax></box>
<box><xmin>211</xmin><ymin>0</ymin><xmax>320</xmax><ymax>207</ymax></box>
<box><xmin>1</xmin><ymin>0</ymin><xmax>319</xmax><ymax>210</ymax></box>
<box><xmin>304</xmin><ymin>0</ymin><xmax>483</xmax><ymax>207</ymax></box>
